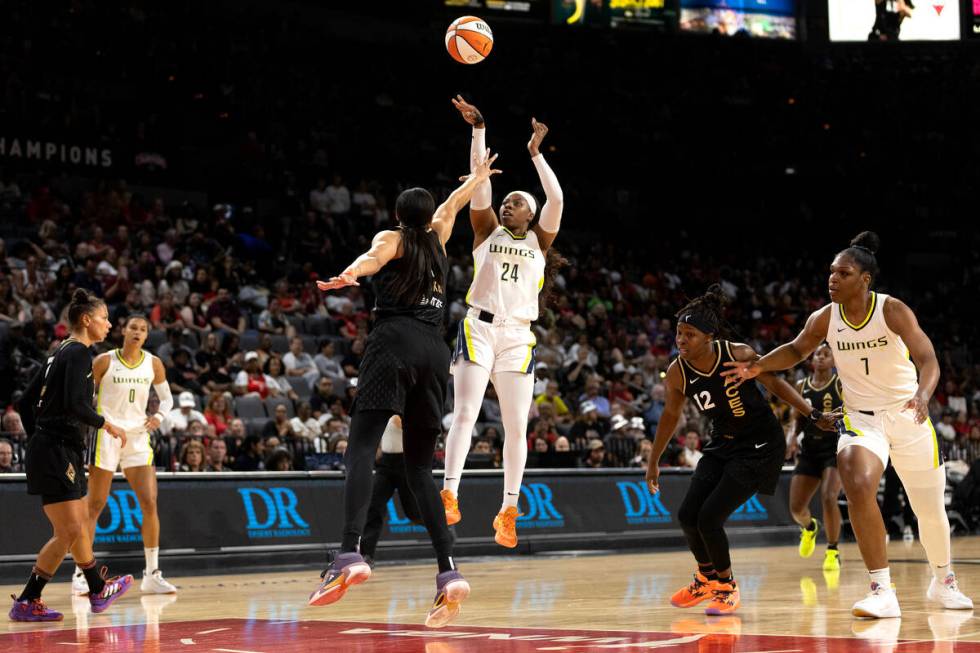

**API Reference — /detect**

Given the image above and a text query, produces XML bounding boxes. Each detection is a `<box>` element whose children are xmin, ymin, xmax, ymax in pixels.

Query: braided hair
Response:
<box><xmin>675</xmin><ymin>284</ymin><xmax>729</xmax><ymax>337</ymax></box>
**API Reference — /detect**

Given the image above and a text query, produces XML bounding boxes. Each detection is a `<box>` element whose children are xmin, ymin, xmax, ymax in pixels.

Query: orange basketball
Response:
<box><xmin>445</xmin><ymin>16</ymin><xmax>493</xmax><ymax>65</ymax></box>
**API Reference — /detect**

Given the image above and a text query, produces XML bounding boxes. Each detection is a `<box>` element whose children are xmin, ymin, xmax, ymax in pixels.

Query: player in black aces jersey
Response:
<box><xmin>646</xmin><ymin>286</ymin><xmax>839</xmax><ymax>616</ymax></box>
<box><xmin>307</xmin><ymin>149</ymin><xmax>499</xmax><ymax>629</ymax></box>
<box><xmin>787</xmin><ymin>342</ymin><xmax>844</xmax><ymax>571</ymax></box>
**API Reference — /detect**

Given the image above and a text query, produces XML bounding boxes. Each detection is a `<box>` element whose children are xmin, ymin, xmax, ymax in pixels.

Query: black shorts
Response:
<box><xmin>355</xmin><ymin>317</ymin><xmax>449</xmax><ymax>434</ymax></box>
<box><xmin>26</xmin><ymin>431</ymin><xmax>87</xmax><ymax>505</ymax></box>
<box><xmin>697</xmin><ymin>421</ymin><xmax>786</xmax><ymax>496</ymax></box>
<box><xmin>794</xmin><ymin>448</ymin><xmax>838</xmax><ymax>479</ymax></box>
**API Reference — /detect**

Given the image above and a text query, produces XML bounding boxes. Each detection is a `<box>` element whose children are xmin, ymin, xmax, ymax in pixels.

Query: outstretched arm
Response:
<box><xmin>883</xmin><ymin>297</ymin><xmax>939</xmax><ymax>424</ymax></box>
<box><xmin>431</xmin><ymin>149</ymin><xmax>501</xmax><ymax>247</ymax></box>
<box><xmin>452</xmin><ymin>95</ymin><xmax>497</xmax><ymax>247</ymax></box>
<box><xmin>527</xmin><ymin>119</ymin><xmax>564</xmax><ymax>252</ymax></box>
<box><xmin>724</xmin><ymin>305</ymin><xmax>832</xmax><ymax>381</ymax></box>
<box><xmin>317</xmin><ymin>230</ymin><xmax>402</xmax><ymax>291</ymax></box>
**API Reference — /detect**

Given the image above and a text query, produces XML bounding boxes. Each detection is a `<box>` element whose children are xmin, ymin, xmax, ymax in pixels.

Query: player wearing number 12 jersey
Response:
<box><xmin>645</xmin><ymin>285</ymin><xmax>837</xmax><ymax>616</ymax></box>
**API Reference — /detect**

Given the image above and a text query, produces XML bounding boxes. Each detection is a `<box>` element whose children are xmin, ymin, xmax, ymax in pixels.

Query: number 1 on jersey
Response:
<box><xmin>860</xmin><ymin>357</ymin><xmax>869</xmax><ymax>375</ymax></box>
<box><xmin>500</xmin><ymin>262</ymin><xmax>519</xmax><ymax>282</ymax></box>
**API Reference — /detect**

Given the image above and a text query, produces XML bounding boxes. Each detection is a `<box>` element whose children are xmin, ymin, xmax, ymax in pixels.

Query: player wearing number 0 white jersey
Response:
<box><xmin>73</xmin><ymin>314</ymin><xmax>178</xmax><ymax>596</ymax></box>
<box><xmin>441</xmin><ymin>96</ymin><xmax>565</xmax><ymax>548</ymax></box>
<box><xmin>725</xmin><ymin>231</ymin><xmax>972</xmax><ymax>619</ymax></box>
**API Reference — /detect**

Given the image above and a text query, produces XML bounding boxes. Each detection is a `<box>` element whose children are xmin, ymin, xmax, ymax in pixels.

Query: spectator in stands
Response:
<box><xmin>309</xmin><ymin>177</ymin><xmax>330</xmax><ymax>215</ymax></box>
<box><xmin>322</xmin><ymin>415</ymin><xmax>349</xmax><ymax>440</ymax></box>
<box><xmin>564</xmin><ymin>343</ymin><xmax>596</xmax><ymax>395</ymax></box>
<box><xmin>255</xmin><ymin>333</ymin><xmax>275</xmax><ymax>368</ymax></box>
<box><xmin>181</xmin><ymin>292</ymin><xmax>210</xmax><ymax>335</ymax></box>
<box><xmin>326</xmin><ymin>174</ymin><xmax>351</xmax><ymax>217</ymax></box>
<box><xmin>204</xmin><ymin>393</ymin><xmax>233</xmax><ymax>436</ymax></box>
<box><xmin>263</xmin><ymin>404</ymin><xmax>295</xmax><ymax>440</ymax></box>
<box><xmin>257</xmin><ymin>298</ymin><xmax>294</xmax><ymax>336</ymax></box>
<box><xmin>936</xmin><ymin>411</ymin><xmax>957</xmax><ymax>443</ymax></box>
<box><xmin>234</xmin><ymin>434</ymin><xmax>265</xmax><ymax>471</ymax></box>
<box><xmin>643</xmin><ymin>383</ymin><xmax>667</xmax><ymax>435</ymax></box>
<box><xmin>341</xmin><ymin>336</ymin><xmax>365</xmax><ymax>377</ymax></box>
<box><xmin>265</xmin><ymin>356</ymin><xmax>298</xmax><ymax>402</ymax></box>
<box><xmin>225</xmin><ymin>418</ymin><xmax>247</xmax><ymax>454</ymax></box>
<box><xmin>290</xmin><ymin>401</ymin><xmax>321</xmax><ymax>441</ymax></box>
<box><xmin>265</xmin><ymin>448</ymin><xmax>293</xmax><ymax>471</ymax></box>
<box><xmin>283</xmin><ymin>336</ymin><xmax>318</xmax><ymax>389</ymax></box>
<box><xmin>314</xmin><ymin>339</ymin><xmax>344</xmax><ymax>383</ymax></box>
<box><xmin>187</xmin><ymin>419</ymin><xmax>209</xmax><ymax>439</ymax></box>
<box><xmin>584</xmin><ymin>440</ymin><xmax>607</xmax><ymax>468</ymax></box>
<box><xmin>2</xmin><ymin>411</ymin><xmax>26</xmax><ymax>441</ymax></box>
<box><xmin>604</xmin><ymin>415</ymin><xmax>635</xmax><ymax>467</ymax></box>
<box><xmin>677</xmin><ymin>429</ymin><xmax>703</xmax><ymax>469</ymax></box>
<box><xmin>535</xmin><ymin>381</ymin><xmax>571</xmax><ymax>424</ymax></box>
<box><xmin>579</xmin><ymin>377</ymin><xmax>611</xmax><ymax>418</ymax></box>
<box><xmin>207</xmin><ymin>287</ymin><xmax>246</xmax><ymax>335</ymax></box>
<box><xmin>198</xmin><ymin>353</ymin><xmax>234</xmax><ymax>395</ymax></box>
<box><xmin>630</xmin><ymin>438</ymin><xmax>653</xmax><ymax>468</ymax></box>
<box><xmin>194</xmin><ymin>332</ymin><xmax>221</xmax><ymax>369</ymax></box>
<box><xmin>568</xmin><ymin>401</ymin><xmax>607</xmax><ymax>450</ymax></box>
<box><xmin>206</xmin><ymin>438</ymin><xmax>230</xmax><ymax>472</ymax></box>
<box><xmin>150</xmin><ymin>290</ymin><xmax>183</xmax><ymax>331</ymax></box>
<box><xmin>166</xmin><ymin>347</ymin><xmax>203</xmax><ymax>395</ymax></box>
<box><xmin>178</xmin><ymin>440</ymin><xmax>207</xmax><ymax>472</ymax></box>
<box><xmin>234</xmin><ymin>351</ymin><xmax>279</xmax><ymax>399</ymax></box>
<box><xmin>528</xmin><ymin>414</ymin><xmax>559</xmax><ymax>448</ymax></box>
<box><xmin>0</xmin><ymin>437</ymin><xmax>18</xmax><ymax>472</ymax></box>
<box><xmin>310</xmin><ymin>377</ymin><xmax>338</xmax><ymax>418</ymax></box>
<box><xmin>164</xmin><ymin>391</ymin><xmax>206</xmax><ymax>435</ymax></box>
<box><xmin>157</xmin><ymin>327</ymin><xmax>190</xmax><ymax>367</ymax></box>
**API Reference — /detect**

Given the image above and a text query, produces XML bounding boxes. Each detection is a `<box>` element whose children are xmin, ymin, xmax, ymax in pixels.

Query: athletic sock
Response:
<box><xmin>78</xmin><ymin>559</ymin><xmax>106</xmax><ymax>595</ymax></box>
<box><xmin>697</xmin><ymin>563</ymin><xmax>717</xmax><ymax>580</ymax></box>
<box><xmin>18</xmin><ymin>566</ymin><xmax>52</xmax><ymax>601</ymax></box>
<box><xmin>827</xmin><ymin>543</ymin><xmax>839</xmax><ymax>551</ymax></box>
<box><xmin>443</xmin><ymin>478</ymin><xmax>460</xmax><ymax>496</ymax></box>
<box><xmin>438</xmin><ymin>554</ymin><xmax>456</xmax><ymax>574</ymax></box>
<box><xmin>869</xmin><ymin>567</ymin><xmax>891</xmax><ymax>590</ymax></box>
<box><xmin>501</xmin><ymin>491</ymin><xmax>520</xmax><ymax>511</ymax></box>
<box><xmin>145</xmin><ymin>547</ymin><xmax>159</xmax><ymax>574</ymax></box>
<box><xmin>716</xmin><ymin>574</ymin><xmax>734</xmax><ymax>586</ymax></box>
<box><xmin>805</xmin><ymin>518</ymin><xmax>817</xmax><ymax>532</ymax></box>
<box><xmin>933</xmin><ymin>563</ymin><xmax>952</xmax><ymax>583</ymax></box>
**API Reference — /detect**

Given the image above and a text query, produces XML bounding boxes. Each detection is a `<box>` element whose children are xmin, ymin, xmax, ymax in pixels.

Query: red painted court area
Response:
<box><xmin>3</xmin><ymin>618</ymin><xmax>978</xmax><ymax>652</ymax></box>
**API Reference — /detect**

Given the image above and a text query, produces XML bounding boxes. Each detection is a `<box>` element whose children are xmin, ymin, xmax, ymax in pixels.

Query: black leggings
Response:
<box><xmin>677</xmin><ymin>463</ymin><xmax>759</xmax><ymax>573</ymax></box>
<box><xmin>361</xmin><ymin>453</ymin><xmax>422</xmax><ymax>559</ymax></box>
<box><xmin>341</xmin><ymin>409</ymin><xmax>452</xmax><ymax>566</ymax></box>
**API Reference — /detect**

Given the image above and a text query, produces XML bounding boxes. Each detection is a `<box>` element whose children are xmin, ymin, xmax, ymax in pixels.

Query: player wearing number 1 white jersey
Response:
<box><xmin>441</xmin><ymin>96</ymin><xmax>564</xmax><ymax>548</ymax></box>
<box><xmin>725</xmin><ymin>231</ymin><xmax>972</xmax><ymax>619</ymax></box>
<box><xmin>74</xmin><ymin>315</ymin><xmax>178</xmax><ymax>596</ymax></box>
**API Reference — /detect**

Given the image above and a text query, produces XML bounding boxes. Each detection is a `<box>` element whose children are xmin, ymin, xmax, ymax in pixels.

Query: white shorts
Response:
<box><xmin>89</xmin><ymin>428</ymin><xmax>154</xmax><ymax>471</ymax></box>
<box><xmin>452</xmin><ymin>311</ymin><xmax>536</xmax><ymax>375</ymax></box>
<box><xmin>837</xmin><ymin>406</ymin><xmax>941</xmax><ymax>473</ymax></box>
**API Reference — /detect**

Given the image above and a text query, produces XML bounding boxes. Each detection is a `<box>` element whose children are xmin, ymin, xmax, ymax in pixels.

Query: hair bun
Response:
<box><xmin>849</xmin><ymin>231</ymin><xmax>880</xmax><ymax>255</ymax></box>
<box><xmin>704</xmin><ymin>283</ymin><xmax>729</xmax><ymax>308</ymax></box>
<box><xmin>71</xmin><ymin>288</ymin><xmax>91</xmax><ymax>304</ymax></box>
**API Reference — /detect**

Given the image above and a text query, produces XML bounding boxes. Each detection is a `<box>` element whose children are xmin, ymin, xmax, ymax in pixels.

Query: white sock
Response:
<box><xmin>933</xmin><ymin>563</ymin><xmax>952</xmax><ymax>583</ymax></box>
<box><xmin>443</xmin><ymin>362</ymin><xmax>491</xmax><ymax>497</ymax></box>
<box><xmin>869</xmin><ymin>567</ymin><xmax>891</xmax><ymax>590</ymax></box>
<box><xmin>492</xmin><ymin>371</ymin><xmax>533</xmax><ymax>511</ymax></box>
<box><xmin>145</xmin><ymin>547</ymin><xmax>159</xmax><ymax>573</ymax></box>
<box><xmin>501</xmin><ymin>491</ymin><xmax>520</xmax><ymax>511</ymax></box>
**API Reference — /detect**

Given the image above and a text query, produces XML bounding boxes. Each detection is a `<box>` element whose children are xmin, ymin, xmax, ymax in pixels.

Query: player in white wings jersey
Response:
<box><xmin>74</xmin><ymin>314</ymin><xmax>178</xmax><ymax>595</ymax></box>
<box><xmin>725</xmin><ymin>231</ymin><xmax>972</xmax><ymax>619</ymax></box>
<box><xmin>441</xmin><ymin>96</ymin><xmax>564</xmax><ymax>548</ymax></box>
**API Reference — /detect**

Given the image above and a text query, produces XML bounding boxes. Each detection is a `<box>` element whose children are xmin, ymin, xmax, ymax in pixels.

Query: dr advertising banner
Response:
<box><xmin>0</xmin><ymin>470</ymin><xmax>802</xmax><ymax>559</ymax></box>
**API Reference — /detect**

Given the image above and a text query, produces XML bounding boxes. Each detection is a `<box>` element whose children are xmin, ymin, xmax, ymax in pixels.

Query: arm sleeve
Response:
<box><xmin>470</xmin><ymin>126</ymin><xmax>492</xmax><ymax>210</ymax></box>
<box><xmin>154</xmin><ymin>382</ymin><xmax>174</xmax><ymax>416</ymax></box>
<box><xmin>532</xmin><ymin>154</ymin><xmax>563</xmax><ymax>233</ymax></box>
<box><xmin>65</xmin><ymin>346</ymin><xmax>106</xmax><ymax>429</ymax></box>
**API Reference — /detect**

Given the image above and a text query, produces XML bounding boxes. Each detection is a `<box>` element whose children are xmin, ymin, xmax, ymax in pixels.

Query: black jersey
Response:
<box><xmin>678</xmin><ymin>340</ymin><xmax>781</xmax><ymax>451</ymax></box>
<box><xmin>372</xmin><ymin>230</ymin><xmax>448</xmax><ymax>328</ymax></box>
<box><xmin>800</xmin><ymin>373</ymin><xmax>843</xmax><ymax>446</ymax></box>
<box><xmin>19</xmin><ymin>339</ymin><xmax>105</xmax><ymax>447</ymax></box>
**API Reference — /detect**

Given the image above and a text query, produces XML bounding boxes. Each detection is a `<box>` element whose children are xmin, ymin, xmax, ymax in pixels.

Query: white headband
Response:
<box><xmin>508</xmin><ymin>191</ymin><xmax>537</xmax><ymax>216</ymax></box>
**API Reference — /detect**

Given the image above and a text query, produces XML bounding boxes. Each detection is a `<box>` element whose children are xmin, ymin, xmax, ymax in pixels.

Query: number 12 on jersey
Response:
<box><xmin>692</xmin><ymin>391</ymin><xmax>715</xmax><ymax>411</ymax></box>
<box><xmin>500</xmin><ymin>262</ymin><xmax>519</xmax><ymax>282</ymax></box>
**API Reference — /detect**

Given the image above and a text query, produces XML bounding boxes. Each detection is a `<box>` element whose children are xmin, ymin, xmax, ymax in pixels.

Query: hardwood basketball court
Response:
<box><xmin>3</xmin><ymin>538</ymin><xmax>978</xmax><ymax>652</ymax></box>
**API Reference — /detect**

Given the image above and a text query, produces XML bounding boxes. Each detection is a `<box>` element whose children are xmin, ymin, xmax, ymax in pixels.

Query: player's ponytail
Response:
<box><xmin>387</xmin><ymin>187</ymin><xmax>440</xmax><ymax>305</ymax></box>
<box><xmin>68</xmin><ymin>288</ymin><xmax>105</xmax><ymax>328</ymax></box>
<box><xmin>539</xmin><ymin>248</ymin><xmax>569</xmax><ymax>311</ymax></box>
<box><xmin>841</xmin><ymin>231</ymin><xmax>880</xmax><ymax>284</ymax></box>
<box><xmin>675</xmin><ymin>284</ymin><xmax>730</xmax><ymax>337</ymax></box>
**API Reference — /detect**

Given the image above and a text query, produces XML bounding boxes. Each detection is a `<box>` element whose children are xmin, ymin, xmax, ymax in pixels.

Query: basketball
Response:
<box><xmin>445</xmin><ymin>16</ymin><xmax>493</xmax><ymax>64</ymax></box>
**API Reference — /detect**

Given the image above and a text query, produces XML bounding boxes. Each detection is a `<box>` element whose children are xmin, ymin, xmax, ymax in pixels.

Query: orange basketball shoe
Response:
<box><xmin>704</xmin><ymin>579</ymin><xmax>740</xmax><ymax>615</ymax></box>
<box><xmin>492</xmin><ymin>507</ymin><xmax>520</xmax><ymax>548</ymax></box>
<box><xmin>670</xmin><ymin>572</ymin><xmax>718</xmax><ymax>608</ymax></box>
<box><xmin>441</xmin><ymin>490</ymin><xmax>461</xmax><ymax>525</ymax></box>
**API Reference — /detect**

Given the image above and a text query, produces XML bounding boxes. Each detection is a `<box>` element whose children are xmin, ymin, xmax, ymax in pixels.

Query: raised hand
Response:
<box><xmin>451</xmin><ymin>94</ymin><xmax>484</xmax><ymax>127</ymax></box>
<box><xmin>527</xmin><ymin>118</ymin><xmax>549</xmax><ymax>157</ymax></box>
<box><xmin>472</xmin><ymin>148</ymin><xmax>501</xmax><ymax>181</ymax></box>
<box><xmin>317</xmin><ymin>270</ymin><xmax>359</xmax><ymax>292</ymax></box>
